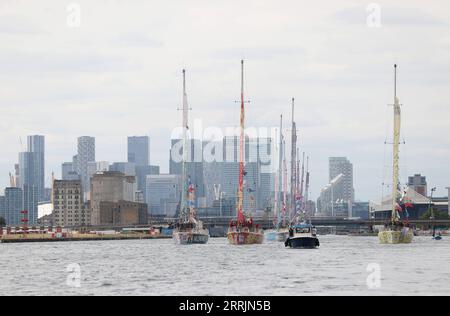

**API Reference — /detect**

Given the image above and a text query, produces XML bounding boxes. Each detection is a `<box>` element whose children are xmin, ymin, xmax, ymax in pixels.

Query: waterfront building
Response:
<box><xmin>90</xmin><ymin>171</ymin><xmax>137</xmax><ymax>225</ymax></box>
<box><xmin>447</xmin><ymin>187</ymin><xmax>450</xmax><ymax>215</ymax></box>
<box><xmin>3</xmin><ymin>187</ymin><xmax>23</xmax><ymax>226</ymax></box>
<box><xmin>53</xmin><ymin>180</ymin><xmax>89</xmax><ymax>227</ymax></box>
<box><xmin>99</xmin><ymin>201</ymin><xmax>148</xmax><ymax>225</ymax></box>
<box><xmin>408</xmin><ymin>174</ymin><xmax>427</xmax><ymax>196</ymax></box>
<box><xmin>0</xmin><ymin>195</ymin><xmax>5</xmax><ymax>222</ymax></box>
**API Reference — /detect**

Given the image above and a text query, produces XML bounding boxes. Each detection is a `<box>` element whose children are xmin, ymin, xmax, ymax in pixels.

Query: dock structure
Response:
<box><xmin>0</xmin><ymin>233</ymin><xmax>171</xmax><ymax>244</ymax></box>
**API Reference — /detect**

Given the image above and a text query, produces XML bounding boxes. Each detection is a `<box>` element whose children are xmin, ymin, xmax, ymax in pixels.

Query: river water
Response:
<box><xmin>0</xmin><ymin>235</ymin><xmax>449</xmax><ymax>296</ymax></box>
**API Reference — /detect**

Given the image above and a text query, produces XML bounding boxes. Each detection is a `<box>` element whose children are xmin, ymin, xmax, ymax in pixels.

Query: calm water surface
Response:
<box><xmin>1</xmin><ymin>236</ymin><xmax>449</xmax><ymax>296</ymax></box>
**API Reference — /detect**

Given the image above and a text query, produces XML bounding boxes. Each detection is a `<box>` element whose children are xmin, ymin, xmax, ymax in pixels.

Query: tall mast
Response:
<box><xmin>277</xmin><ymin>115</ymin><xmax>283</xmax><ymax>229</ymax></box>
<box><xmin>392</xmin><ymin>64</ymin><xmax>401</xmax><ymax>223</ymax></box>
<box><xmin>294</xmin><ymin>148</ymin><xmax>301</xmax><ymax>220</ymax></box>
<box><xmin>282</xmin><ymin>140</ymin><xmax>288</xmax><ymax>227</ymax></box>
<box><xmin>296</xmin><ymin>148</ymin><xmax>300</xmax><ymax>194</ymax></box>
<box><xmin>299</xmin><ymin>152</ymin><xmax>305</xmax><ymax>206</ymax></box>
<box><xmin>237</xmin><ymin>60</ymin><xmax>246</xmax><ymax>224</ymax></box>
<box><xmin>304</xmin><ymin>156</ymin><xmax>310</xmax><ymax>218</ymax></box>
<box><xmin>290</xmin><ymin>98</ymin><xmax>297</xmax><ymax>222</ymax></box>
<box><xmin>180</xmin><ymin>69</ymin><xmax>189</xmax><ymax>223</ymax></box>
<box><xmin>273</xmin><ymin>132</ymin><xmax>279</xmax><ymax>226</ymax></box>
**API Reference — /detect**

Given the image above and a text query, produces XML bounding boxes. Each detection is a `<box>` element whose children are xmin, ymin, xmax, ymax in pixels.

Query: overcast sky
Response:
<box><xmin>1</xmin><ymin>0</ymin><xmax>449</xmax><ymax>201</ymax></box>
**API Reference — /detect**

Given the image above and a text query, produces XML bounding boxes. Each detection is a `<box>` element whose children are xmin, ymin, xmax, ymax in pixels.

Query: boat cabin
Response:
<box><xmin>289</xmin><ymin>223</ymin><xmax>317</xmax><ymax>237</ymax></box>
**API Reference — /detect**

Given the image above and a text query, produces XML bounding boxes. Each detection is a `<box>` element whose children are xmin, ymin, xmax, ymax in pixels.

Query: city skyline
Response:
<box><xmin>1</xmin><ymin>1</ymin><xmax>450</xmax><ymax>201</ymax></box>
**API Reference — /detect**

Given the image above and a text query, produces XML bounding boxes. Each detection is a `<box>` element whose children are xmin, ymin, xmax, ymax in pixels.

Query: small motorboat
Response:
<box><xmin>285</xmin><ymin>222</ymin><xmax>319</xmax><ymax>249</ymax></box>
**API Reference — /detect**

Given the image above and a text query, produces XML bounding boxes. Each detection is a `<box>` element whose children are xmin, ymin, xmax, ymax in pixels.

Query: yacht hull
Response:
<box><xmin>227</xmin><ymin>231</ymin><xmax>264</xmax><ymax>245</ymax></box>
<box><xmin>173</xmin><ymin>230</ymin><xmax>209</xmax><ymax>245</ymax></box>
<box><xmin>285</xmin><ymin>236</ymin><xmax>319</xmax><ymax>249</ymax></box>
<box><xmin>276</xmin><ymin>230</ymin><xmax>289</xmax><ymax>242</ymax></box>
<box><xmin>378</xmin><ymin>229</ymin><xmax>413</xmax><ymax>244</ymax></box>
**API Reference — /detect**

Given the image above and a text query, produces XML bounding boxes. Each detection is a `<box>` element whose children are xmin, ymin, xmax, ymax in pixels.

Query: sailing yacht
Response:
<box><xmin>227</xmin><ymin>60</ymin><xmax>264</xmax><ymax>245</ymax></box>
<box><xmin>378</xmin><ymin>65</ymin><xmax>414</xmax><ymax>244</ymax></box>
<box><xmin>173</xmin><ymin>69</ymin><xmax>209</xmax><ymax>245</ymax></box>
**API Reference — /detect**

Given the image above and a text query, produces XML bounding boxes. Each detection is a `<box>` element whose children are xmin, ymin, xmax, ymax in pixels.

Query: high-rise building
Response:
<box><xmin>221</xmin><ymin>162</ymin><xmax>239</xmax><ymax>209</ymax></box>
<box><xmin>329</xmin><ymin>157</ymin><xmax>354</xmax><ymax>203</ymax></box>
<box><xmin>222</xmin><ymin>136</ymin><xmax>273</xmax><ymax>211</ymax></box>
<box><xmin>127</xmin><ymin>136</ymin><xmax>149</xmax><ymax>166</ymax></box>
<box><xmin>169</xmin><ymin>139</ymin><xmax>204</xmax><ymax>205</ymax></box>
<box><xmin>27</xmin><ymin>135</ymin><xmax>45</xmax><ymax>201</ymax></box>
<box><xmin>408</xmin><ymin>174</ymin><xmax>427</xmax><ymax>196</ymax></box>
<box><xmin>90</xmin><ymin>171</ymin><xmax>136</xmax><ymax>225</ymax></box>
<box><xmin>62</xmin><ymin>162</ymin><xmax>80</xmax><ymax>181</ymax></box>
<box><xmin>136</xmin><ymin>165</ymin><xmax>160</xmax><ymax>203</ymax></box>
<box><xmin>146</xmin><ymin>174</ymin><xmax>181</xmax><ymax>217</ymax></box>
<box><xmin>447</xmin><ymin>187</ymin><xmax>450</xmax><ymax>215</ymax></box>
<box><xmin>3</xmin><ymin>187</ymin><xmax>23</xmax><ymax>226</ymax></box>
<box><xmin>203</xmin><ymin>161</ymin><xmax>224</xmax><ymax>207</ymax></box>
<box><xmin>0</xmin><ymin>195</ymin><xmax>5</xmax><ymax>222</ymax></box>
<box><xmin>77</xmin><ymin>136</ymin><xmax>95</xmax><ymax>197</ymax></box>
<box><xmin>317</xmin><ymin>157</ymin><xmax>354</xmax><ymax>217</ymax></box>
<box><xmin>52</xmin><ymin>180</ymin><xmax>89</xmax><ymax>227</ymax></box>
<box><xmin>109</xmin><ymin>162</ymin><xmax>136</xmax><ymax>176</ymax></box>
<box><xmin>18</xmin><ymin>152</ymin><xmax>39</xmax><ymax>224</ymax></box>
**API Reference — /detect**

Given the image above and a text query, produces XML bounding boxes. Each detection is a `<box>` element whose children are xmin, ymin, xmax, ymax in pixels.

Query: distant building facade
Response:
<box><xmin>0</xmin><ymin>195</ymin><xmax>5</xmax><ymax>222</ymax></box>
<box><xmin>329</xmin><ymin>157</ymin><xmax>354</xmax><ymax>203</ymax></box>
<box><xmin>90</xmin><ymin>171</ymin><xmax>137</xmax><ymax>225</ymax></box>
<box><xmin>408</xmin><ymin>174</ymin><xmax>427</xmax><ymax>197</ymax></box>
<box><xmin>128</xmin><ymin>136</ymin><xmax>149</xmax><ymax>166</ymax></box>
<box><xmin>18</xmin><ymin>152</ymin><xmax>39</xmax><ymax>224</ymax></box>
<box><xmin>170</xmin><ymin>139</ymin><xmax>204</xmax><ymax>206</ymax></box>
<box><xmin>146</xmin><ymin>174</ymin><xmax>181</xmax><ymax>217</ymax></box>
<box><xmin>53</xmin><ymin>180</ymin><xmax>89</xmax><ymax>227</ymax></box>
<box><xmin>26</xmin><ymin>135</ymin><xmax>45</xmax><ymax>201</ymax></box>
<box><xmin>99</xmin><ymin>201</ymin><xmax>148</xmax><ymax>225</ymax></box>
<box><xmin>76</xmin><ymin>136</ymin><xmax>95</xmax><ymax>197</ymax></box>
<box><xmin>109</xmin><ymin>162</ymin><xmax>136</xmax><ymax>176</ymax></box>
<box><xmin>136</xmin><ymin>165</ymin><xmax>160</xmax><ymax>203</ymax></box>
<box><xmin>2</xmin><ymin>187</ymin><xmax>23</xmax><ymax>226</ymax></box>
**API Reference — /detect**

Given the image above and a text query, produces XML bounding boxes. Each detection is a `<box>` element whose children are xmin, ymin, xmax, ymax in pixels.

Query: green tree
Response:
<box><xmin>420</xmin><ymin>208</ymin><xmax>450</xmax><ymax>220</ymax></box>
<box><xmin>0</xmin><ymin>217</ymin><xmax>5</xmax><ymax>226</ymax></box>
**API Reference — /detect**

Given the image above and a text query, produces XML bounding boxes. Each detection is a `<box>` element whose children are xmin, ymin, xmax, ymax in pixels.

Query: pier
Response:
<box><xmin>0</xmin><ymin>233</ymin><xmax>171</xmax><ymax>244</ymax></box>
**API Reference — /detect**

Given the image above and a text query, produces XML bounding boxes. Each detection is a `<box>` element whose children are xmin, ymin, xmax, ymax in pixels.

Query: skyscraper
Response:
<box><xmin>77</xmin><ymin>136</ymin><xmax>95</xmax><ymax>197</ymax></box>
<box><xmin>329</xmin><ymin>157</ymin><xmax>354</xmax><ymax>203</ymax></box>
<box><xmin>128</xmin><ymin>136</ymin><xmax>149</xmax><ymax>166</ymax></box>
<box><xmin>136</xmin><ymin>165</ymin><xmax>160</xmax><ymax>203</ymax></box>
<box><xmin>18</xmin><ymin>151</ymin><xmax>40</xmax><ymax>224</ymax></box>
<box><xmin>109</xmin><ymin>162</ymin><xmax>136</xmax><ymax>176</ymax></box>
<box><xmin>169</xmin><ymin>138</ymin><xmax>204</xmax><ymax>205</ymax></box>
<box><xmin>146</xmin><ymin>174</ymin><xmax>181</xmax><ymax>217</ymax></box>
<box><xmin>27</xmin><ymin>135</ymin><xmax>45</xmax><ymax>201</ymax></box>
<box><xmin>0</xmin><ymin>195</ymin><xmax>5</xmax><ymax>222</ymax></box>
<box><xmin>62</xmin><ymin>162</ymin><xmax>80</xmax><ymax>181</ymax></box>
<box><xmin>3</xmin><ymin>187</ymin><xmax>23</xmax><ymax>226</ymax></box>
